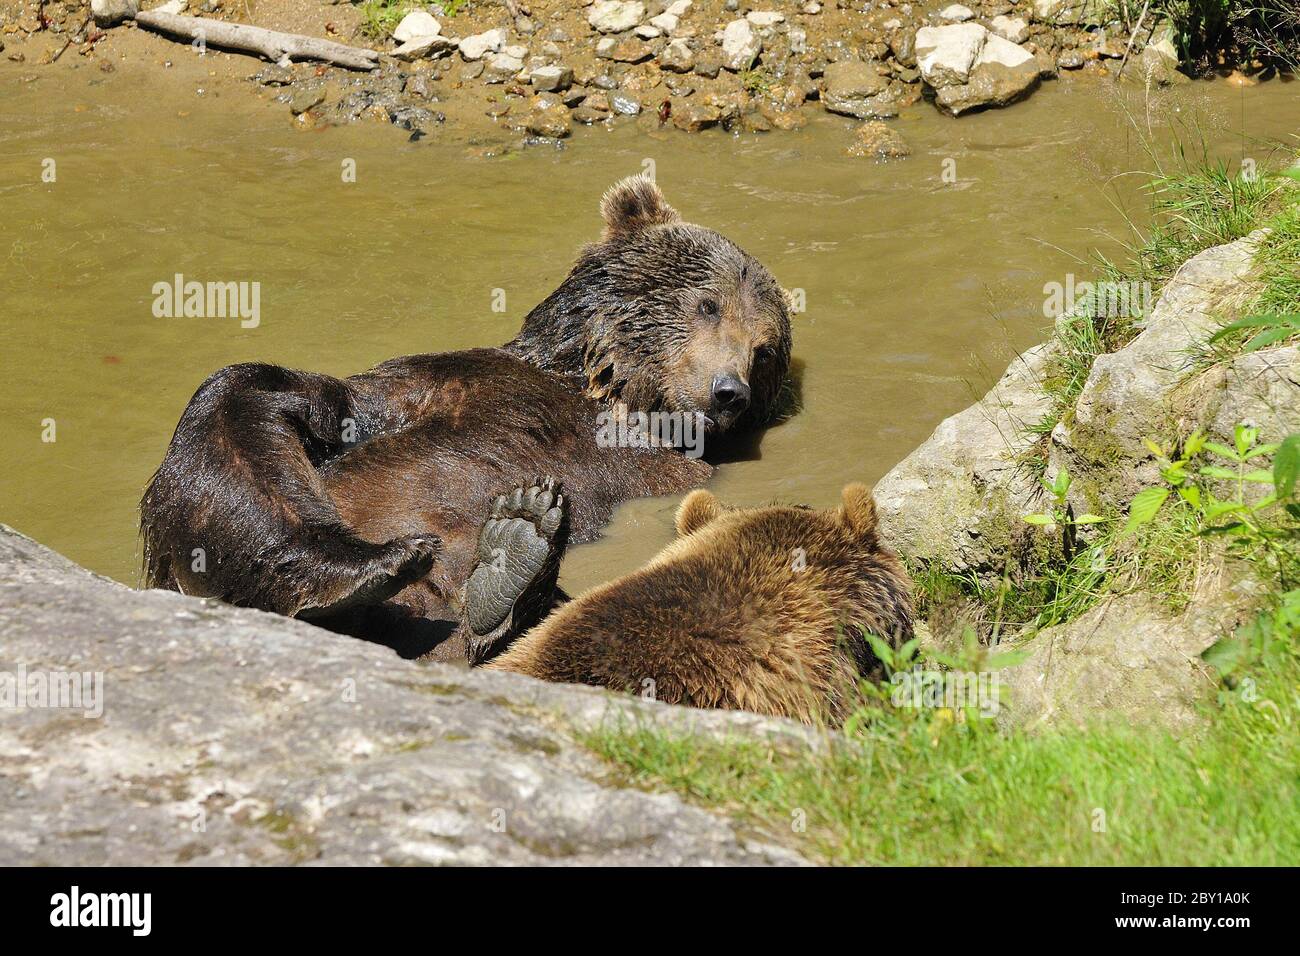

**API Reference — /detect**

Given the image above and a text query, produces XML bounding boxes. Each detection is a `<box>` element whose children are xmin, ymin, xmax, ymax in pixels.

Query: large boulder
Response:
<box><xmin>1051</xmin><ymin>231</ymin><xmax>1266</xmax><ymax>513</ymax></box>
<box><xmin>0</xmin><ymin>526</ymin><xmax>809</xmax><ymax>866</ymax></box>
<box><xmin>916</xmin><ymin>24</ymin><xmax>1040</xmax><ymax>115</ymax></box>
<box><xmin>998</xmin><ymin>570</ymin><xmax>1266</xmax><ymax>732</ymax></box>
<box><xmin>874</xmin><ymin>343</ymin><xmax>1056</xmax><ymax>574</ymax></box>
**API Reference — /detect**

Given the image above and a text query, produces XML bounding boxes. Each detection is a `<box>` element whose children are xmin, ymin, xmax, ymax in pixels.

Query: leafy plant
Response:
<box><xmin>1208</xmin><ymin>312</ymin><xmax>1300</xmax><ymax>353</ymax></box>
<box><xmin>1023</xmin><ymin>466</ymin><xmax>1107</xmax><ymax>563</ymax></box>
<box><xmin>1123</xmin><ymin>424</ymin><xmax>1300</xmax><ymax>588</ymax></box>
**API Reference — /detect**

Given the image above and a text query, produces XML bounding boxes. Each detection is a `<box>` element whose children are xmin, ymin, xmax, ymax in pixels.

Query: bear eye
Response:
<box><xmin>698</xmin><ymin>298</ymin><xmax>719</xmax><ymax>318</ymax></box>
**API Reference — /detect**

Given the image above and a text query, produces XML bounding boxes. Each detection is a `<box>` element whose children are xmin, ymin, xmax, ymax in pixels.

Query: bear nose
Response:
<box><xmin>710</xmin><ymin>374</ymin><xmax>751</xmax><ymax>413</ymax></box>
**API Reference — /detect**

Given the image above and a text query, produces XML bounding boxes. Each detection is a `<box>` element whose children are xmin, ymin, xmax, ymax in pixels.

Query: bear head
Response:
<box><xmin>671</xmin><ymin>482</ymin><xmax>915</xmax><ymax>670</ymax></box>
<box><xmin>508</xmin><ymin>175</ymin><xmax>793</xmax><ymax>437</ymax></box>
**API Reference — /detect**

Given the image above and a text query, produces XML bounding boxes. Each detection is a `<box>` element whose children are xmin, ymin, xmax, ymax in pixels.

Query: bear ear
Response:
<box><xmin>675</xmin><ymin>489</ymin><xmax>723</xmax><ymax>537</ymax></box>
<box><xmin>839</xmin><ymin>483</ymin><xmax>880</xmax><ymax>539</ymax></box>
<box><xmin>600</xmin><ymin>175</ymin><xmax>680</xmax><ymax>240</ymax></box>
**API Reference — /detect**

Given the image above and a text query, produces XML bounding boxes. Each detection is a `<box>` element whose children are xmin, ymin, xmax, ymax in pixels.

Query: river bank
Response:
<box><xmin>2</xmin><ymin>0</ymin><xmax>1288</xmax><ymax>152</ymax></box>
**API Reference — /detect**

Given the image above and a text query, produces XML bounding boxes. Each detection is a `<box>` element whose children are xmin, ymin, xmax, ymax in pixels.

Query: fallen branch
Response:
<box><xmin>132</xmin><ymin>10</ymin><xmax>378</xmax><ymax>70</ymax></box>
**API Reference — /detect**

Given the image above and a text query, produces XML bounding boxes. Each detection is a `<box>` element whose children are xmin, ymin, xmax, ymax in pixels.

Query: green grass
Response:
<box><xmin>1152</xmin><ymin>0</ymin><xmax>1300</xmax><ymax>72</ymax></box>
<box><xmin>585</xmin><ymin>630</ymin><xmax>1300</xmax><ymax>865</ymax></box>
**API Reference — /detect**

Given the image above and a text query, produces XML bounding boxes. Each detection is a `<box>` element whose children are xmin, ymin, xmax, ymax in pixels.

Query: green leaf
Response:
<box><xmin>1275</xmin><ymin>434</ymin><xmax>1300</xmax><ymax>499</ymax></box>
<box><xmin>1204</xmin><ymin>500</ymin><xmax>1245</xmax><ymax>521</ymax></box>
<box><xmin>1122</xmin><ymin>487</ymin><xmax>1170</xmax><ymax>535</ymax></box>
<box><xmin>1243</xmin><ymin>469</ymin><xmax>1276</xmax><ymax>484</ymax></box>
<box><xmin>863</xmin><ymin>632</ymin><xmax>895</xmax><ymax>672</ymax></box>
<box><xmin>1074</xmin><ymin>514</ymin><xmax>1107</xmax><ymax>524</ymax></box>
<box><xmin>1203</xmin><ymin>441</ymin><xmax>1240</xmax><ymax>462</ymax></box>
<box><xmin>1234</xmin><ymin>425</ymin><xmax>1258</xmax><ymax>457</ymax></box>
<box><xmin>1242</xmin><ymin>327</ymin><xmax>1294</xmax><ymax>353</ymax></box>
<box><xmin>1177</xmin><ymin>485</ymin><xmax>1202</xmax><ymax>508</ymax></box>
<box><xmin>1023</xmin><ymin>514</ymin><xmax>1053</xmax><ymax>525</ymax></box>
<box><xmin>1199</xmin><ymin>465</ymin><xmax>1238</xmax><ymax>480</ymax></box>
<box><xmin>1208</xmin><ymin>313</ymin><xmax>1287</xmax><ymax>342</ymax></box>
<box><xmin>1201</xmin><ymin>635</ymin><xmax>1246</xmax><ymax>675</ymax></box>
<box><xmin>1184</xmin><ymin>430</ymin><xmax>1207</xmax><ymax>457</ymax></box>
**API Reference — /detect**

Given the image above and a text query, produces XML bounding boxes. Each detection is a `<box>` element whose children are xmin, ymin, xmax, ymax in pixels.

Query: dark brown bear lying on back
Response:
<box><xmin>460</xmin><ymin>480</ymin><xmax>914</xmax><ymax>724</ymax></box>
<box><xmin>140</xmin><ymin>176</ymin><xmax>792</xmax><ymax>661</ymax></box>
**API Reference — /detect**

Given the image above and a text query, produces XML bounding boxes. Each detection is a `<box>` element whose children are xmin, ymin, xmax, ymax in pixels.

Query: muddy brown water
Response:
<box><xmin>3</xmin><ymin>66</ymin><xmax>1298</xmax><ymax>604</ymax></box>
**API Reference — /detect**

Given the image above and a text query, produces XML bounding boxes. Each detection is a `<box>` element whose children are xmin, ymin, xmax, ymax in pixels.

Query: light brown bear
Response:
<box><xmin>462</xmin><ymin>479</ymin><xmax>915</xmax><ymax>723</ymax></box>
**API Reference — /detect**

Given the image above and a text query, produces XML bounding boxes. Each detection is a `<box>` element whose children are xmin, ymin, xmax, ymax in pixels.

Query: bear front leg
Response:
<box><xmin>461</xmin><ymin>478</ymin><xmax>569</xmax><ymax>666</ymax></box>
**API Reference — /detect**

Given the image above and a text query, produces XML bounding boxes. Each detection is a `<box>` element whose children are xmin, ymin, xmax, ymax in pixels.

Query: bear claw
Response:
<box><xmin>464</xmin><ymin>477</ymin><xmax>567</xmax><ymax>665</ymax></box>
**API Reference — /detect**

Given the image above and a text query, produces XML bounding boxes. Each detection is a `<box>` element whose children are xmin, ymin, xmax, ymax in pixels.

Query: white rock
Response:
<box><xmin>915</xmin><ymin>22</ymin><xmax>986</xmax><ymax>87</ymax></box>
<box><xmin>989</xmin><ymin>14</ymin><xmax>1029</xmax><ymax>44</ymax></box>
<box><xmin>459</xmin><ymin>28</ymin><xmax>507</xmax><ymax>60</ymax></box>
<box><xmin>587</xmin><ymin>0</ymin><xmax>645</xmax><ymax>34</ymax></box>
<box><xmin>156</xmin><ymin>0</ymin><xmax>186</xmax><ymax>13</ymax></box>
<box><xmin>976</xmin><ymin>31</ymin><xmax>1034</xmax><ymax>68</ymax></box>
<box><xmin>746</xmin><ymin>11</ymin><xmax>785</xmax><ymax>26</ymax></box>
<box><xmin>667</xmin><ymin>0</ymin><xmax>691</xmax><ymax>15</ymax></box>
<box><xmin>938</xmin><ymin>4</ymin><xmax>974</xmax><ymax>21</ymax></box>
<box><xmin>635</xmin><ymin>24</ymin><xmax>661</xmax><ymax>38</ymax></box>
<box><xmin>90</xmin><ymin>0</ymin><xmax>138</xmax><ymax>26</ymax></box>
<box><xmin>392</xmin><ymin>34</ymin><xmax>457</xmax><ymax>61</ymax></box>
<box><xmin>649</xmin><ymin>12</ymin><xmax>678</xmax><ymax>32</ymax></box>
<box><xmin>802</xmin><ymin>2</ymin><xmax>821</xmax><ymax>13</ymax></box>
<box><xmin>392</xmin><ymin>11</ymin><xmax>441</xmax><ymax>43</ymax></box>
<box><xmin>503</xmin><ymin>43</ymin><xmax>528</xmax><ymax>58</ymax></box>
<box><xmin>721</xmin><ymin>18</ymin><xmax>761</xmax><ymax>70</ymax></box>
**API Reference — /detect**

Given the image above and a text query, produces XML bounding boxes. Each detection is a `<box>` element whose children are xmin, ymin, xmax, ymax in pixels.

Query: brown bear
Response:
<box><xmin>462</xmin><ymin>479</ymin><xmax>914</xmax><ymax>723</ymax></box>
<box><xmin>140</xmin><ymin>176</ymin><xmax>793</xmax><ymax>661</ymax></box>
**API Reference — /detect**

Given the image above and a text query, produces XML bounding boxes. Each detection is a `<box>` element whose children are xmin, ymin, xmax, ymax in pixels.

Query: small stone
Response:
<box><xmin>658</xmin><ymin>38</ymin><xmax>694</xmax><ymax>72</ymax></box>
<box><xmin>531</xmin><ymin>64</ymin><xmax>574</xmax><ymax>92</ymax></box>
<box><xmin>392</xmin><ymin>11</ymin><xmax>441</xmax><ymax>43</ymax></box>
<box><xmin>254</xmin><ymin>65</ymin><xmax>293</xmax><ymax>86</ymax></box>
<box><xmin>846</xmin><ymin>120</ymin><xmax>911</xmax><ymax>159</ymax></box>
<box><xmin>650</xmin><ymin>12</ymin><xmax>678</xmax><ymax>32</ymax></box>
<box><xmin>596</xmin><ymin>37</ymin><xmax>653</xmax><ymax>62</ymax></box>
<box><xmin>820</xmin><ymin>60</ymin><xmax>892</xmax><ymax>118</ymax></box>
<box><xmin>746</xmin><ymin>11</ymin><xmax>785</xmax><ymax>26</ymax></box>
<box><xmin>989</xmin><ymin>14</ymin><xmax>1029</xmax><ymax>44</ymax></box>
<box><xmin>938</xmin><ymin>4</ymin><xmax>974</xmax><ymax>22</ymax></box>
<box><xmin>635</xmin><ymin>25</ymin><xmax>662</xmax><ymax>39</ymax></box>
<box><xmin>526</xmin><ymin>94</ymin><xmax>572</xmax><ymax>137</ymax></box>
<box><xmin>721</xmin><ymin>19</ymin><xmax>761</xmax><ymax>71</ymax></box>
<box><xmin>90</xmin><ymin>0</ymin><xmax>139</xmax><ymax>27</ymax></box>
<box><xmin>693</xmin><ymin>55</ymin><xmax>722</xmax><ymax>78</ymax></box>
<box><xmin>156</xmin><ymin>0</ymin><xmax>186</xmax><ymax>13</ymax></box>
<box><xmin>459</xmin><ymin>28</ymin><xmax>507</xmax><ymax>61</ymax></box>
<box><xmin>289</xmin><ymin>87</ymin><xmax>325</xmax><ymax>115</ymax></box>
<box><xmin>609</xmin><ymin>91</ymin><xmax>642</xmax><ymax>114</ymax></box>
<box><xmin>588</xmin><ymin>0</ymin><xmax>645</xmax><ymax>34</ymax></box>
<box><xmin>483</xmin><ymin>51</ymin><xmax>524</xmax><ymax>82</ymax></box>
<box><xmin>405</xmin><ymin>73</ymin><xmax>433</xmax><ymax>98</ymax></box>
<box><xmin>672</xmin><ymin>101</ymin><xmax>721</xmax><ymax>131</ymax></box>
<box><xmin>392</xmin><ymin>35</ymin><xmax>457</xmax><ymax>62</ymax></box>
<box><xmin>801</xmin><ymin>2</ymin><xmax>821</xmax><ymax>13</ymax></box>
<box><xmin>667</xmin><ymin>0</ymin><xmax>691</xmax><ymax>15</ymax></box>
<box><xmin>1057</xmin><ymin>49</ymin><xmax>1085</xmax><ymax>69</ymax></box>
<box><xmin>572</xmin><ymin>105</ymin><xmax>609</xmax><ymax>124</ymax></box>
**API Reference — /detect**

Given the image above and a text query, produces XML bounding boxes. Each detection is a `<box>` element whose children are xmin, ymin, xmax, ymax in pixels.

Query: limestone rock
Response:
<box><xmin>1052</xmin><ymin>232</ymin><xmax>1265</xmax><ymax>511</ymax></box>
<box><xmin>91</xmin><ymin>0</ymin><xmax>139</xmax><ymax>26</ymax></box>
<box><xmin>874</xmin><ymin>344</ymin><xmax>1056</xmax><ymax>573</ymax></box>
<box><xmin>588</xmin><ymin>0</ymin><xmax>645</xmax><ymax>34</ymax></box>
<box><xmin>721</xmin><ymin>19</ymin><xmax>761</xmax><ymax>71</ymax></box>
<box><xmin>459</xmin><ymin>28</ymin><xmax>507</xmax><ymax>61</ymax></box>
<box><xmin>846</xmin><ymin>120</ymin><xmax>910</xmax><ymax>159</ymax></box>
<box><xmin>0</xmin><ymin>525</ymin><xmax>811</xmax><ymax>866</ymax></box>
<box><xmin>820</xmin><ymin>60</ymin><xmax>895</xmax><ymax>119</ymax></box>
<box><xmin>392</xmin><ymin>11</ymin><xmax>441</xmax><ymax>43</ymax></box>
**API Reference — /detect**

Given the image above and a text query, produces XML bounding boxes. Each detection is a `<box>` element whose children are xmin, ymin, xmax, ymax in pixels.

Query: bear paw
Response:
<box><xmin>464</xmin><ymin>477</ymin><xmax>567</xmax><ymax>665</ymax></box>
<box><xmin>297</xmin><ymin>534</ymin><xmax>440</xmax><ymax>621</ymax></box>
